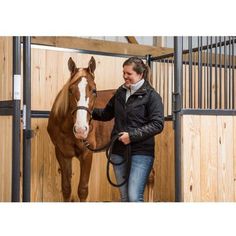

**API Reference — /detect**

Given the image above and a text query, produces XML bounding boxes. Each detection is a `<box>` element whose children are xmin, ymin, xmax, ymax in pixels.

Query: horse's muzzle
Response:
<box><xmin>73</xmin><ymin>125</ymin><xmax>89</xmax><ymax>139</ymax></box>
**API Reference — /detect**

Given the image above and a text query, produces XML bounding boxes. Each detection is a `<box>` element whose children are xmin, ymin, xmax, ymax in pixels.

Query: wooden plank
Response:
<box><xmin>154</xmin><ymin>120</ymin><xmax>175</xmax><ymax>202</ymax></box>
<box><xmin>234</xmin><ymin>117</ymin><xmax>236</xmax><ymax>201</ymax></box>
<box><xmin>31</xmin><ymin>36</ymin><xmax>173</xmax><ymax>57</ymax></box>
<box><xmin>0</xmin><ymin>116</ymin><xmax>12</xmax><ymax>202</ymax></box>
<box><xmin>0</xmin><ymin>37</ymin><xmax>12</xmax><ymax>101</ymax></box>
<box><xmin>126</xmin><ymin>36</ymin><xmax>138</xmax><ymax>44</ymax></box>
<box><xmin>200</xmin><ymin>116</ymin><xmax>217</xmax><ymax>201</ymax></box>
<box><xmin>182</xmin><ymin>115</ymin><xmax>201</xmax><ymax>201</ymax></box>
<box><xmin>217</xmin><ymin>116</ymin><xmax>234</xmax><ymax>201</ymax></box>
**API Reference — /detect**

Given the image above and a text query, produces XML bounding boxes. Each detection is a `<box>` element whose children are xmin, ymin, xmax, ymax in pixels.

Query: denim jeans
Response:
<box><xmin>111</xmin><ymin>154</ymin><xmax>154</xmax><ymax>202</ymax></box>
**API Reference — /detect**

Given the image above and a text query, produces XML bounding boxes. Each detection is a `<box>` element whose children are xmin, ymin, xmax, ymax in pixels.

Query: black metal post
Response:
<box><xmin>219</xmin><ymin>37</ymin><xmax>222</xmax><ymax>109</ymax></box>
<box><xmin>173</xmin><ymin>37</ymin><xmax>183</xmax><ymax>202</ymax></box>
<box><xmin>229</xmin><ymin>36</ymin><xmax>231</xmax><ymax>109</ymax></box>
<box><xmin>23</xmin><ymin>36</ymin><xmax>32</xmax><ymax>202</ymax></box>
<box><xmin>215</xmin><ymin>37</ymin><xmax>218</xmax><ymax>109</ymax></box>
<box><xmin>232</xmin><ymin>37</ymin><xmax>235</xmax><ymax>109</ymax></box>
<box><xmin>206</xmin><ymin>36</ymin><xmax>209</xmax><ymax>108</ymax></box>
<box><xmin>209</xmin><ymin>37</ymin><xmax>213</xmax><ymax>109</ymax></box>
<box><xmin>188</xmin><ymin>37</ymin><xmax>193</xmax><ymax>108</ymax></box>
<box><xmin>12</xmin><ymin>37</ymin><xmax>21</xmax><ymax>202</ymax></box>
<box><xmin>224</xmin><ymin>37</ymin><xmax>227</xmax><ymax>109</ymax></box>
<box><xmin>198</xmin><ymin>37</ymin><xmax>202</xmax><ymax>108</ymax></box>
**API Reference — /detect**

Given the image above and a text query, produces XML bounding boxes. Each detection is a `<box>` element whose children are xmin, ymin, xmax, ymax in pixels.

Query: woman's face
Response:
<box><xmin>123</xmin><ymin>65</ymin><xmax>143</xmax><ymax>87</ymax></box>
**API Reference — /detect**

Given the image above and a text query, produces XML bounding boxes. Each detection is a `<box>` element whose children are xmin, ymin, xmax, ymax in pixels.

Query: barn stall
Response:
<box><xmin>0</xmin><ymin>36</ymin><xmax>174</xmax><ymax>202</ymax></box>
<box><xmin>1</xmin><ymin>36</ymin><xmax>235</xmax><ymax>202</ymax></box>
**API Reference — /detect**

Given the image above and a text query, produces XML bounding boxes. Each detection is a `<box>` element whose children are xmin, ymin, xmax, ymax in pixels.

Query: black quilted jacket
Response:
<box><xmin>92</xmin><ymin>80</ymin><xmax>164</xmax><ymax>157</ymax></box>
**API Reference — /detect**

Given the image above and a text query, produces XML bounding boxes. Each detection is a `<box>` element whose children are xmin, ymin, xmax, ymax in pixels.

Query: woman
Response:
<box><xmin>92</xmin><ymin>57</ymin><xmax>164</xmax><ymax>202</ymax></box>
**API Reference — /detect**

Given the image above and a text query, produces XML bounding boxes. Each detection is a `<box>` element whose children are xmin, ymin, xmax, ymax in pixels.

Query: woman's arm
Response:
<box><xmin>92</xmin><ymin>95</ymin><xmax>115</xmax><ymax>121</ymax></box>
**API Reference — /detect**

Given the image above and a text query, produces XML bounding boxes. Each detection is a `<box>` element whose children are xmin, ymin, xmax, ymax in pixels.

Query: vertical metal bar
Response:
<box><xmin>224</xmin><ymin>36</ymin><xmax>227</xmax><ymax>109</ymax></box>
<box><xmin>184</xmin><ymin>55</ymin><xmax>186</xmax><ymax>108</ymax></box>
<box><xmin>204</xmin><ymin>41</ymin><xmax>207</xmax><ymax>109</ymax></box>
<box><xmin>206</xmin><ymin>36</ymin><xmax>209</xmax><ymax>108</ymax></box>
<box><xmin>173</xmin><ymin>36</ymin><xmax>183</xmax><ymax>202</ymax></box>
<box><xmin>232</xmin><ymin>37</ymin><xmax>235</xmax><ymax>109</ymax></box>
<box><xmin>219</xmin><ymin>37</ymin><xmax>222</xmax><ymax>109</ymax></box>
<box><xmin>209</xmin><ymin>37</ymin><xmax>213</xmax><ymax>109</ymax></box>
<box><xmin>167</xmin><ymin>59</ymin><xmax>170</xmax><ymax>113</ymax></box>
<box><xmin>23</xmin><ymin>36</ymin><xmax>32</xmax><ymax>202</ymax></box>
<box><xmin>198</xmin><ymin>37</ymin><xmax>202</xmax><ymax>108</ymax></box>
<box><xmin>215</xmin><ymin>36</ymin><xmax>218</xmax><ymax>109</ymax></box>
<box><xmin>188</xmin><ymin>37</ymin><xmax>193</xmax><ymax>108</ymax></box>
<box><xmin>229</xmin><ymin>37</ymin><xmax>231</xmax><ymax>109</ymax></box>
<box><xmin>12</xmin><ymin>36</ymin><xmax>21</xmax><ymax>202</ymax></box>
<box><xmin>146</xmin><ymin>54</ymin><xmax>151</xmax><ymax>67</ymax></box>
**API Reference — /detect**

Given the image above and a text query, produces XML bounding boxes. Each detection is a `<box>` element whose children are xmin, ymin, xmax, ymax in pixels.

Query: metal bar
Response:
<box><xmin>215</xmin><ymin>37</ymin><xmax>218</xmax><ymax>109</ymax></box>
<box><xmin>173</xmin><ymin>36</ymin><xmax>183</xmax><ymax>202</ymax></box>
<box><xmin>181</xmin><ymin>108</ymin><xmax>236</xmax><ymax>116</ymax></box>
<box><xmin>12</xmin><ymin>36</ymin><xmax>21</xmax><ymax>202</ymax></box>
<box><xmin>232</xmin><ymin>37</ymin><xmax>235</xmax><ymax>109</ymax></box>
<box><xmin>23</xmin><ymin>37</ymin><xmax>32</xmax><ymax>202</ymax></box>
<box><xmin>146</xmin><ymin>54</ymin><xmax>151</xmax><ymax>67</ymax></box>
<box><xmin>151</xmin><ymin>37</ymin><xmax>236</xmax><ymax>61</ymax></box>
<box><xmin>188</xmin><ymin>37</ymin><xmax>193</xmax><ymax>108</ymax></box>
<box><xmin>219</xmin><ymin>37</ymin><xmax>222</xmax><ymax>109</ymax></box>
<box><xmin>31</xmin><ymin>43</ymin><xmax>146</xmax><ymax>60</ymax></box>
<box><xmin>209</xmin><ymin>37</ymin><xmax>213</xmax><ymax>109</ymax></box>
<box><xmin>229</xmin><ymin>37</ymin><xmax>231</xmax><ymax>109</ymax></box>
<box><xmin>206</xmin><ymin>37</ymin><xmax>209</xmax><ymax>108</ymax></box>
<box><xmin>198</xmin><ymin>37</ymin><xmax>203</xmax><ymax>108</ymax></box>
<box><xmin>224</xmin><ymin>37</ymin><xmax>227</xmax><ymax>109</ymax></box>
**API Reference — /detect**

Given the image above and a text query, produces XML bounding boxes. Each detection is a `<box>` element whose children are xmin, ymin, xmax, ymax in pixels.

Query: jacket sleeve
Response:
<box><xmin>129</xmin><ymin>91</ymin><xmax>164</xmax><ymax>143</ymax></box>
<box><xmin>92</xmin><ymin>95</ymin><xmax>115</xmax><ymax>121</ymax></box>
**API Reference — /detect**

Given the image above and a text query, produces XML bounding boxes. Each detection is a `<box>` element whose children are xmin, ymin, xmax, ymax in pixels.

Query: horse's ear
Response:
<box><xmin>88</xmin><ymin>56</ymin><xmax>96</xmax><ymax>74</ymax></box>
<box><xmin>68</xmin><ymin>57</ymin><xmax>76</xmax><ymax>74</ymax></box>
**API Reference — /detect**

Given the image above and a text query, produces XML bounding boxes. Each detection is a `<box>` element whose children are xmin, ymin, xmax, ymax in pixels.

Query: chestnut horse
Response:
<box><xmin>47</xmin><ymin>57</ymin><xmax>114</xmax><ymax>202</ymax></box>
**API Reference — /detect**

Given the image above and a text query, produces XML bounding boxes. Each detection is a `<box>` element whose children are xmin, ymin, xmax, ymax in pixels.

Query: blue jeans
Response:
<box><xmin>111</xmin><ymin>154</ymin><xmax>154</xmax><ymax>202</ymax></box>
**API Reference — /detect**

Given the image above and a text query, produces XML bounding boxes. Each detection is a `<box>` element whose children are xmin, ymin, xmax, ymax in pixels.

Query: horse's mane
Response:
<box><xmin>52</xmin><ymin>79</ymin><xmax>71</xmax><ymax>117</ymax></box>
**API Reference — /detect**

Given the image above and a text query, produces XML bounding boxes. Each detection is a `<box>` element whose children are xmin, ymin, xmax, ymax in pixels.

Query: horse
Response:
<box><xmin>47</xmin><ymin>57</ymin><xmax>114</xmax><ymax>202</ymax></box>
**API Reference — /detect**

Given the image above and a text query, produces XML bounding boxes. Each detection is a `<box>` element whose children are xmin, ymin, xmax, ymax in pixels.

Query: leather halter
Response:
<box><xmin>71</xmin><ymin>106</ymin><xmax>92</xmax><ymax>116</ymax></box>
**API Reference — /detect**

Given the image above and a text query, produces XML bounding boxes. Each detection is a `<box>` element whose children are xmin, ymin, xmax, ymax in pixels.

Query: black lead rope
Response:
<box><xmin>83</xmin><ymin>134</ymin><xmax>131</xmax><ymax>187</ymax></box>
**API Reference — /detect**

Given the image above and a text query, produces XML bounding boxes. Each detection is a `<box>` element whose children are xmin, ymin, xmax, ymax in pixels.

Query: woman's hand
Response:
<box><xmin>118</xmin><ymin>132</ymin><xmax>131</xmax><ymax>145</ymax></box>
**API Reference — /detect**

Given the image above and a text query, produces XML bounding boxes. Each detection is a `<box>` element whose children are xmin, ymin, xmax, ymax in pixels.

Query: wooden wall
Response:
<box><xmin>29</xmin><ymin>118</ymin><xmax>174</xmax><ymax>202</ymax></box>
<box><xmin>0</xmin><ymin>37</ymin><xmax>12</xmax><ymax>202</ymax></box>
<box><xmin>181</xmin><ymin>114</ymin><xmax>236</xmax><ymax>201</ymax></box>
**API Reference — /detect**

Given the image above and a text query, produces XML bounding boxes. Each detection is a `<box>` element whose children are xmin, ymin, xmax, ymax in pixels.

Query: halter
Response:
<box><xmin>71</xmin><ymin>106</ymin><xmax>92</xmax><ymax>116</ymax></box>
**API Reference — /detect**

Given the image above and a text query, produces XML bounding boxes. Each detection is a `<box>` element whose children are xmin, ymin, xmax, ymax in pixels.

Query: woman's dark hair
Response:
<box><xmin>123</xmin><ymin>57</ymin><xmax>150</xmax><ymax>81</ymax></box>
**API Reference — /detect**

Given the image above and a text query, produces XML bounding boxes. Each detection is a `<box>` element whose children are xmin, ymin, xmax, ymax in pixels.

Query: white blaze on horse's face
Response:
<box><xmin>73</xmin><ymin>77</ymin><xmax>89</xmax><ymax>139</ymax></box>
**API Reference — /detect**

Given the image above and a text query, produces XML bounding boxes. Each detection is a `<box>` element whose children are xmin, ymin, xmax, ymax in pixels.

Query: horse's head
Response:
<box><xmin>68</xmin><ymin>57</ymin><xmax>97</xmax><ymax>139</ymax></box>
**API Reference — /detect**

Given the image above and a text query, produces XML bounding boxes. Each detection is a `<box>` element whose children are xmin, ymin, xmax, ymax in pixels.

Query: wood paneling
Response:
<box><xmin>29</xmin><ymin>118</ymin><xmax>174</xmax><ymax>202</ymax></box>
<box><xmin>0</xmin><ymin>37</ymin><xmax>12</xmax><ymax>101</ymax></box>
<box><xmin>182</xmin><ymin>114</ymin><xmax>236</xmax><ymax>202</ymax></box>
<box><xmin>154</xmin><ymin>120</ymin><xmax>175</xmax><ymax>202</ymax></box>
<box><xmin>0</xmin><ymin>116</ymin><xmax>12</xmax><ymax>201</ymax></box>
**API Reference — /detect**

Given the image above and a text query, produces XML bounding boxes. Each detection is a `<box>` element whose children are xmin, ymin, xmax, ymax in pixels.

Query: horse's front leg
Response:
<box><xmin>55</xmin><ymin>147</ymin><xmax>72</xmax><ymax>202</ymax></box>
<box><xmin>78</xmin><ymin>151</ymin><xmax>93</xmax><ymax>202</ymax></box>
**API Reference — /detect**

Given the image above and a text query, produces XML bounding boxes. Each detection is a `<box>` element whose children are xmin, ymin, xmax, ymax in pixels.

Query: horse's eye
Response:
<box><xmin>69</xmin><ymin>89</ymin><xmax>72</xmax><ymax>95</ymax></box>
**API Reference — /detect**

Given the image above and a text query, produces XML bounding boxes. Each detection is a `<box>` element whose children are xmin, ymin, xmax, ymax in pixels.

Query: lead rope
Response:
<box><xmin>83</xmin><ymin>134</ymin><xmax>131</xmax><ymax>187</ymax></box>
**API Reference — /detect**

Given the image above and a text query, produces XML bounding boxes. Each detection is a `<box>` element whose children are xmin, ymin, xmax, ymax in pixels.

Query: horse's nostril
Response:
<box><xmin>85</xmin><ymin>126</ymin><xmax>88</xmax><ymax>131</ymax></box>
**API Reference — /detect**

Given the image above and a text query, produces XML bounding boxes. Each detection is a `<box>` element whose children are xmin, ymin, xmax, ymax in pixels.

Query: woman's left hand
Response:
<box><xmin>118</xmin><ymin>132</ymin><xmax>131</xmax><ymax>145</ymax></box>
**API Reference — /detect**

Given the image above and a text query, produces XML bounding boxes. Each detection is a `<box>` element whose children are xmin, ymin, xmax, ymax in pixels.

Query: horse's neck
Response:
<box><xmin>55</xmin><ymin>111</ymin><xmax>74</xmax><ymax>133</ymax></box>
